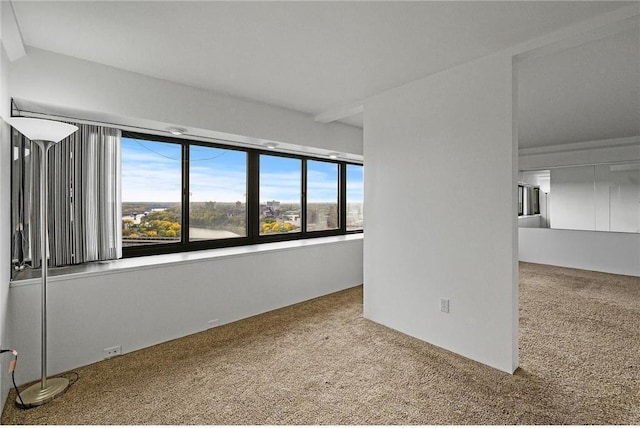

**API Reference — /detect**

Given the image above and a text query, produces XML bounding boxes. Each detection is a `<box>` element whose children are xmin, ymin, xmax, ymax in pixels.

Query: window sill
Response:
<box><xmin>10</xmin><ymin>234</ymin><xmax>363</xmax><ymax>288</ymax></box>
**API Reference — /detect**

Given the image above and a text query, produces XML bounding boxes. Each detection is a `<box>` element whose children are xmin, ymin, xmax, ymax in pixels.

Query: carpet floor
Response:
<box><xmin>2</xmin><ymin>262</ymin><xmax>639</xmax><ymax>424</ymax></box>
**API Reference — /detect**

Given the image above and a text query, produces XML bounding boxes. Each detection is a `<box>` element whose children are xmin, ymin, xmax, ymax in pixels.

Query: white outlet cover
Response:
<box><xmin>440</xmin><ymin>298</ymin><xmax>450</xmax><ymax>313</ymax></box>
<box><xmin>103</xmin><ymin>345</ymin><xmax>122</xmax><ymax>358</ymax></box>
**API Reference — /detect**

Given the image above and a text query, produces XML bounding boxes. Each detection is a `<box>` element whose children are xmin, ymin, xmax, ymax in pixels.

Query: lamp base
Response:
<box><xmin>16</xmin><ymin>377</ymin><xmax>69</xmax><ymax>408</ymax></box>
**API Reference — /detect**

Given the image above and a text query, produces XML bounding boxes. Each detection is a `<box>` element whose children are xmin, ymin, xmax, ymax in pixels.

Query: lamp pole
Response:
<box><xmin>545</xmin><ymin>192</ymin><xmax>549</xmax><ymax>228</ymax></box>
<box><xmin>36</xmin><ymin>139</ymin><xmax>54</xmax><ymax>391</ymax></box>
<box><xmin>4</xmin><ymin>117</ymin><xmax>78</xmax><ymax>407</ymax></box>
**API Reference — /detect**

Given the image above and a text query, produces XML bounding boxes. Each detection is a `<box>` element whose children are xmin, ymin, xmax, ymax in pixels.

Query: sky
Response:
<box><xmin>122</xmin><ymin>137</ymin><xmax>363</xmax><ymax>203</ymax></box>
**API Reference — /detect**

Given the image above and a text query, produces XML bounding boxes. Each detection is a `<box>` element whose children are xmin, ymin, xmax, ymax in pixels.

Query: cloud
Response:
<box><xmin>121</xmin><ymin>142</ymin><xmax>182</xmax><ymax>202</ymax></box>
<box><xmin>121</xmin><ymin>138</ymin><xmax>363</xmax><ymax>204</ymax></box>
<box><xmin>190</xmin><ymin>169</ymin><xmax>248</xmax><ymax>202</ymax></box>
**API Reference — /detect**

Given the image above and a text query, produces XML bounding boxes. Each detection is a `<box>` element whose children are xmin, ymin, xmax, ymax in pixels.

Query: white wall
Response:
<box><xmin>363</xmin><ymin>53</ymin><xmax>518</xmax><ymax>373</ymax></box>
<box><xmin>519</xmin><ymin>140</ymin><xmax>640</xmax><ymax>275</ymax></box>
<box><xmin>551</xmin><ymin>165</ymin><xmax>596</xmax><ymax>230</ymax></box>
<box><xmin>518</xmin><ymin>215</ymin><xmax>541</xmax><ymax>228</ymax></box>
<box><xmin>519</xmin><ymin>228</ymin><xmax>640</xmax><ymax>276</ymax></box>
<box><xmin>9</xmin><ymin>237</ymin><xmax>363</xmax><ymax>383</ymax></box>
<box><xmin>594</xmin><ymin>164</ymin><xmax>611</xmax><ymax>231</ymax></box>
<box><xmin>9</xmin><ymin>48</ymin><xmax>363</xmax><ymax>157</ymax></box>
<box><xmin>550</xmin><ymin>164</ymin><xmax>640</xmax><ymax>233</ymax></box>
<box><xmin>609</xmin><ymin>164</ymin><xmax>640</xmax><ymax>232</ymax></box>
<box><xmin>0</xmin><ymin>10</ymin><xmax>13</xmax><ymax>409</ymax></box>
<box><xmin>519</xmin><ymin>137</ymin><xmax>640</xmax><ymax>170</ymax></box>
<box><xmin>1</xmin><ymin>46</ymin><xmax>364</xmax><ymax>409</ymax></box>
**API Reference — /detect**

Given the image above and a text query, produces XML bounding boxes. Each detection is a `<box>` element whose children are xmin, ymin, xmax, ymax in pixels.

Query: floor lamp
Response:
<box><xmin>5</xmin><ymin>117</ymin><xmax>79</xmax><ymax>407</ymax></box>
<box><xmin>544</xmin><ymin>192</ymin><xmax>549</xmax><ymax>228</ymax></box>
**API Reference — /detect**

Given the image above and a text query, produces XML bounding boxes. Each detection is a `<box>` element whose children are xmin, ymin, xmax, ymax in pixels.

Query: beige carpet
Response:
<box><xmin>2</xmin><ymin>262</ymin><xmax>639</xmax><ymax>424</ymax></box>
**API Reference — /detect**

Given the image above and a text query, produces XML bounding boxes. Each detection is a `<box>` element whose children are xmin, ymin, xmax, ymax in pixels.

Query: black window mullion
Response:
<box><xmin>247</xmin><ymin>150</ymin><xmax>260</xmax><ymax>243</ymax></box>
<box><xmin>339</xmin><ymin>162</ymin><xmax>347</xmax><ymax>234</ymax></box>
<box><xmin>301</xmin><ymin>159</ymin><xmax>307</xmax><ymax>234</ymax></box>
<box><xmin>518</xmin><ymin>185</ymin><xmax>523</xmax><ymax>216</ymax></box>
<box><xmin>182</xmin><ymin>143</ymin><xmax>190</xmax><ymax>244</ymax></box>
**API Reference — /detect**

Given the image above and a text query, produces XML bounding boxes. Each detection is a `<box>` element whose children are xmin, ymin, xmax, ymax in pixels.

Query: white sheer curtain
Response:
<box><xmin>11</xmin><ymin>123</ymin><xmax>121</xmax><ymax>274</ymax></box>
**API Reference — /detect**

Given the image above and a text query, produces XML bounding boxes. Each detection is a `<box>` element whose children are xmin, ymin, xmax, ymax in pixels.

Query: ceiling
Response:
<box><xmin>518</xmin><ymin>24</ymin><xmax>639</xmax><ymax>148</ymax></box>
<box><xmin>10</xmin><ymin>1</ymin><xmax>640</xmax><ymax>148</ymax></box>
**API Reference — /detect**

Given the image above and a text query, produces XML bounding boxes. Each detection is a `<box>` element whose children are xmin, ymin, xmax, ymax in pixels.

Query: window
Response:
<box><xmin>346</xmin><ymin>164</ymin><xmax>364</xmax><ymax>231</ymax></box>
<box><xmin>259</xmin><ymin>155</ymin><xmax>302</xmax><ymax>235</ymax></box>
<box><xmin>121</xmin><ymin>131</ymin><xmax>362</xmax><ymax>257</ymax></box>
<box><xmin>306</xmin><ymin>160</ymin><xmax>339</xmax><ymax>232</ymax></box>
<box><xmin>517</xmin><ymin>184</ymin><xmax>540</xmax><ymax>217</ymax></box>
<box><xmin>518</xmin><ymin>185</ymin><xmax>524</xmax><ymax>216</ymax></box>
<box><xmin>122</xmin><ymin>137</ymin><xmax>182</xmax><ymax>247</ymax></box>
<box><xmin>189</xmin><ymin>145</ymin><xmax>247</xmax><ymax>241</ymax></box>
<box><xmin>531</xmin><ymin>187</ymin><xmax>540</xmax><ymax>215</ymax></box>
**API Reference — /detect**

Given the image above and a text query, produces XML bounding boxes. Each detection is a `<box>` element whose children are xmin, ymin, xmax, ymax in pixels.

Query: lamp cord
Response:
<box><xmin>0</xmin><ymin>349</ymin><xmax>80</xmax><ymax>410</ymax></box>
<box><xmin>0</xmin><ymin>349</ymin><xmax>25</xmax><ymax>408</ymax></box>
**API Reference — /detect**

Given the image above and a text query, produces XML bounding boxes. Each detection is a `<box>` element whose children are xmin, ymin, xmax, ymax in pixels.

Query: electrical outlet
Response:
<box><xmin>440</xmin><ymin>298</ymin><xmax>450</xmax><ymax>313</ymax></box>
<box><xmin>104</xmin><ymin>345</ymin><xmax>122</xmax><ymax>359</ymax></box>
<box><xmin>208</xmin><ymin>319</ymin><xmax>220</xmax><ymax>328</ymax></box>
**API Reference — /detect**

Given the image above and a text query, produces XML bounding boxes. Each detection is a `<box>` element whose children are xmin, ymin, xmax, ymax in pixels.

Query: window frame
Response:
<box><xmin>531</xmin><ymin>187</ymin><xmax>541</xmax><ymax>215</ymax></box>
<box><xmin>188</xmin><ymin>140</ymin><xmax>250</xmax><ymax>243</ymax></box>
<box><xmin>345</xmin><ymin>163</ymin><xmax>364</xmax><ymax>231</ymax></box>
<box><xmin>122</xmin><ymin>131</ymin><xmax>362</xmax><ymax>258</ymax></box>
<box><xmin>518</xmin><ymin>184</ymin><xmax>541</xmax><ymax>217</ymax></box>
<box><xmin>258</xmin><ymin>152</ymin><xmax>304</xmax><ymax>238</ymax></box>
<box><xmin>305</xmin><ymin>158</ymin><xmax>341</xmax><ymax>233</ymax></box>
<box><xmin>518</xmin><ymin>185</ymin><xmax>524</xmax><ymax>216</ymax></box>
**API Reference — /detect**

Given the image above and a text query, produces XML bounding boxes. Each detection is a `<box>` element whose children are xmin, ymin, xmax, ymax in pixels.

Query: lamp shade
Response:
<box><xmin>4</xmin><ymin>117</ymin><xmax>78</xmax><ymax>143</ymax></box>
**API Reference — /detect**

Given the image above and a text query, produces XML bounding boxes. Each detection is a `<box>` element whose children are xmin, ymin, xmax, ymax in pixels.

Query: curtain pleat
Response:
<box><xmin>11</xmin><ymin>123</ymin><xmax>122</xmax><ymax>275</ymax></box>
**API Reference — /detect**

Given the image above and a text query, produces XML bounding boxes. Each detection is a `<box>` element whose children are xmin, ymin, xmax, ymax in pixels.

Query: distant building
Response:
<box><xmin>122</xmin><ymin>215</ymin><xmax>142</xmax><ymax>225</ymax></box>
<box><xmin>285</xmin><ymin>210</ymin><xmax>300</xmax><ymax>221</ymax></box>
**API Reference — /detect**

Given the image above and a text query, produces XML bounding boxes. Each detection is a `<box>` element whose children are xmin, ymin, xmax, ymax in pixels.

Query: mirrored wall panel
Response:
<box><xmin>518</xmin><ymin>162</ymin><xmax>640</xmax><ymax>233</ymax></box>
